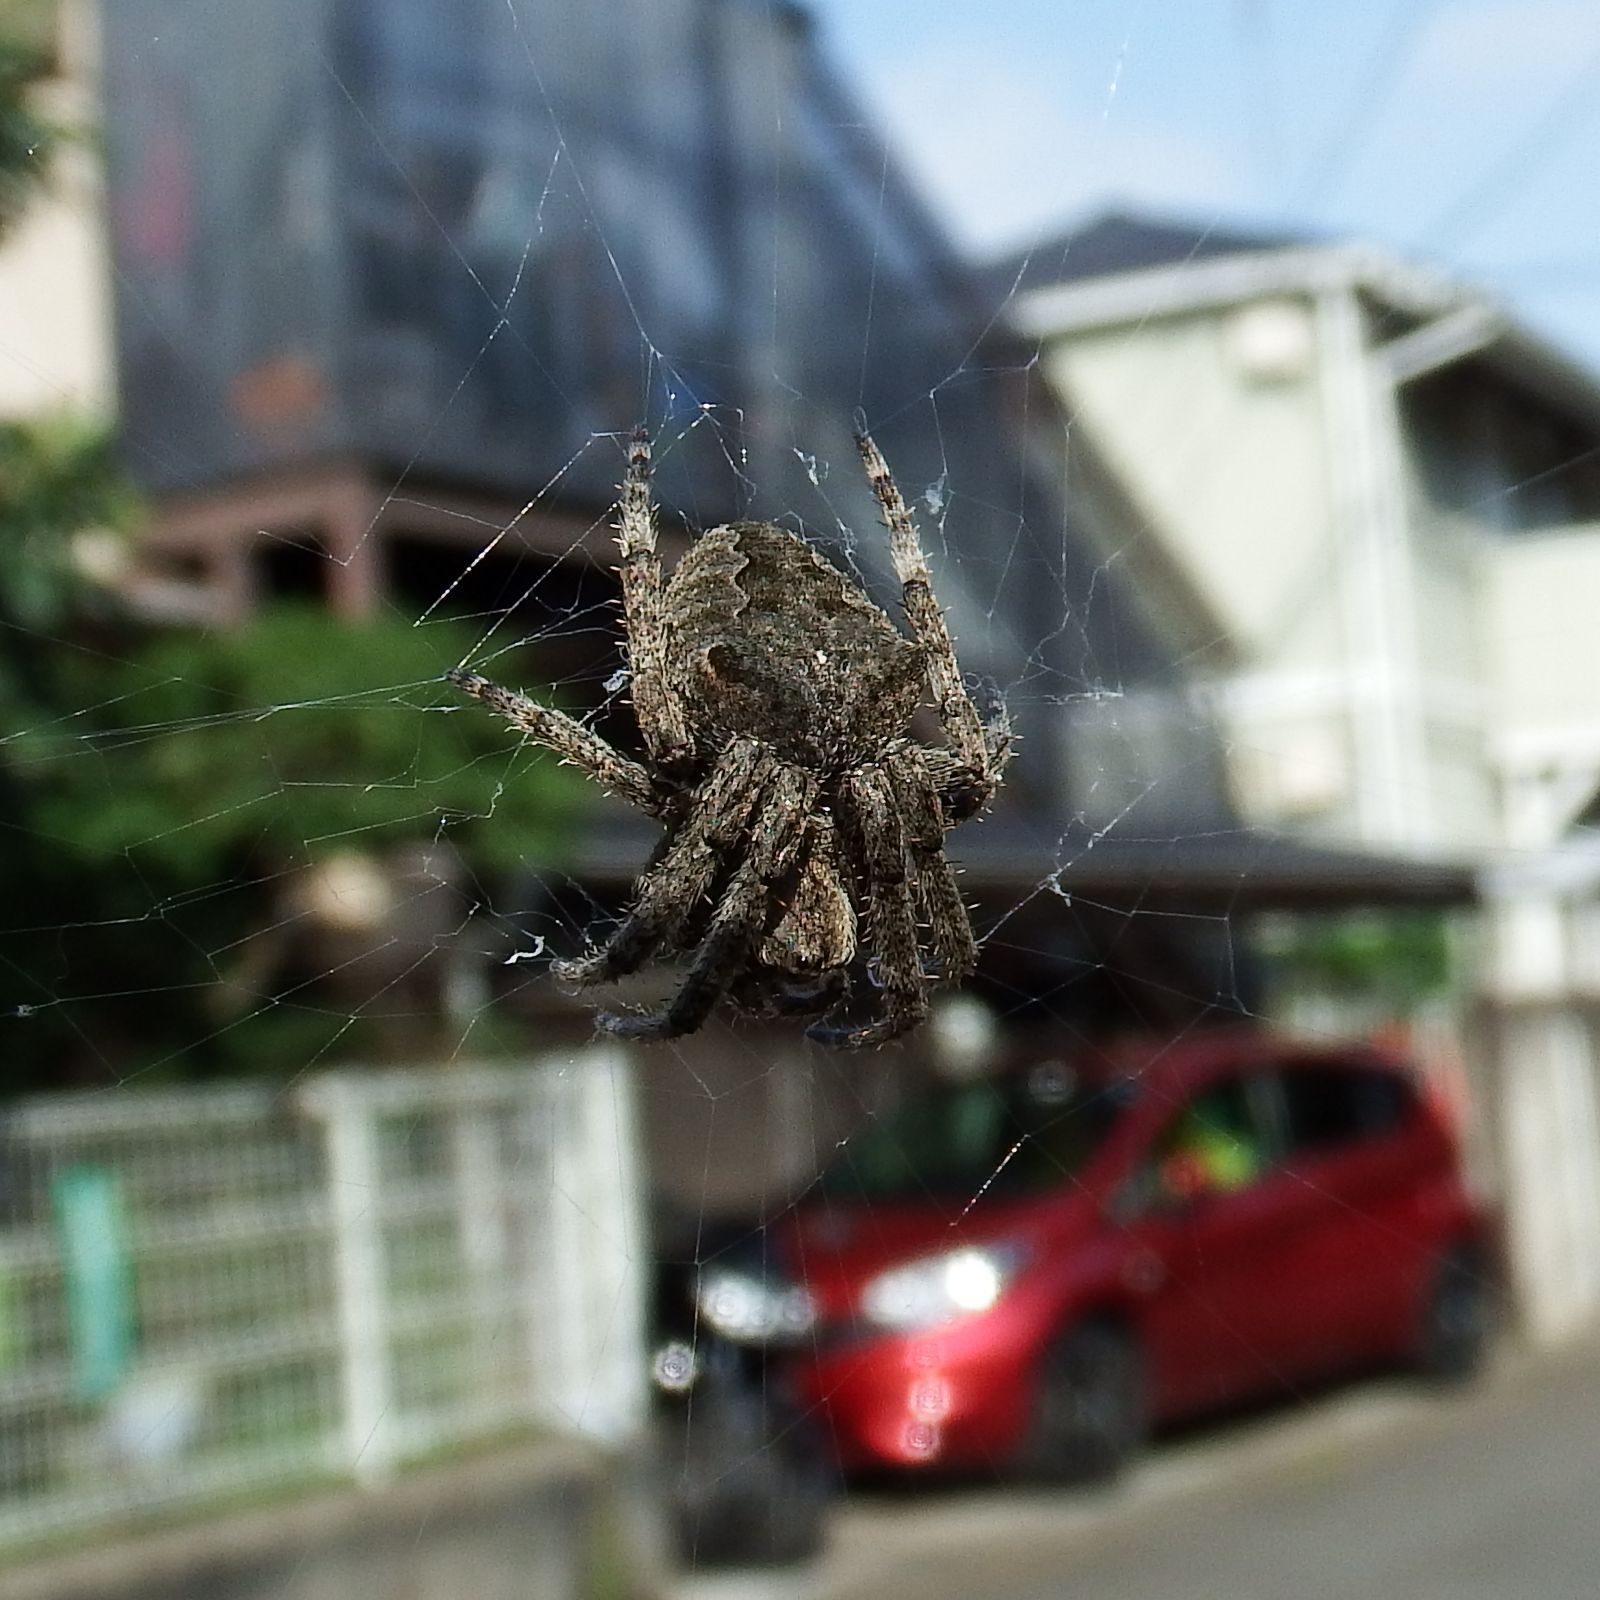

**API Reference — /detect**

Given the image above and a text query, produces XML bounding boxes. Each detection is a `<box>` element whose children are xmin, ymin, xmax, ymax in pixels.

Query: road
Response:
<box><xmin>669</xmin><ymin>1336</ymin><xmax>1600</xmax><ymax>1600</ymax></box>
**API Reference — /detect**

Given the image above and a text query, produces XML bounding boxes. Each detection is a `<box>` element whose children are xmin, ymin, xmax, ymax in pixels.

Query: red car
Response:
<box><xmin>704</xmin><ymin>1031</ymin><xmax>1496</xmax><ymax>1482</ymax></box>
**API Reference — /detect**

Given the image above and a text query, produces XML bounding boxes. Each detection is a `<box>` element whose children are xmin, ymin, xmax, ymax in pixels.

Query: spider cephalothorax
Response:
<box><xmin>448</xmin><ymin>427</ymin><xmax>1010</xmax><ymax>1047</ymax></box>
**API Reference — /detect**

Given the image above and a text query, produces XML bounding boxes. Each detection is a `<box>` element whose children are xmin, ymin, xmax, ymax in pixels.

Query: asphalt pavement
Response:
<box><xmin>668</xmin><ymin>1335</ymin><xmax>1600</xmax><ymax>1600</ymax></box>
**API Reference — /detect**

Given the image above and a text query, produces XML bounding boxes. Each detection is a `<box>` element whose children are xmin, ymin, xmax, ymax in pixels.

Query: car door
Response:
<box><xmin>1120</xmin><ymin>1068</ymin><xmax>1304</xmax><ymax>1419</ymax></box>
<box><xmin>1268</xmin><ymin>1059</ymin><xmax>1428</xmax><ymax>1372</ymax></box>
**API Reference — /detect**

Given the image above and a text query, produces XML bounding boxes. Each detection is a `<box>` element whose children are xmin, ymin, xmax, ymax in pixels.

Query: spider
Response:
<box><xmin>447</xmin><ymin>426</ymin><xmax>1010</xmax><ymax>1048</ymax></box>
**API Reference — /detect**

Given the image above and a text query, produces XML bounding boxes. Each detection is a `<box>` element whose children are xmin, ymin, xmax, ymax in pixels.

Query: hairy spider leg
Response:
<box><xmin>615</xmin><ymin>426</ymin><xmax>695</xmax><ymax>775</ymax></box>
<box><xmin>925</xmin><ymin>733</ymin><xmax>1014</xmax><ymax>826</ymax></box>
<box><xmin>554</xmin><ymin>737</ymin><xmax>775</xmax><ymax>988</ymax></box>
<box><xmin>808</xmin><ymin>765</ymin><xmax>928</xmax><ymax>1049</ymax></box>
<box><xmin>444</xmin><ymin>668</ymin><xmax>660</xmax><ymax>815</ymax></box>
<box><xmin>886</xmin><ymin>745</ymin><xmax>977</xmax><ymax>980</ymax></box>
<box><xmin>600</xmin><ymin>768</ymin><xmax>815</xmax><ymax>1041</ymax></box>
<box><xmin>855</xmin><ymin>431</ymin><xmax>1005</xmax><ymax>815</ymax></box>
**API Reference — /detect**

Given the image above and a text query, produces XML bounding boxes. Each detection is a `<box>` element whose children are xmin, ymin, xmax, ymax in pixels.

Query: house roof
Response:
<box><xmin>1001</xmin><ymin>209</ymin><xmax>1600</xmax><ymax>438</ymax></box>
<box><xmin>574</xmin><ymin>808</ymin><xmax>1477</xmax><ymax>911</ymax></box>
<box><xmin>986</xmin><ymin>208</ymin><xmax>1305</xmax><ymax>299</ymax></box>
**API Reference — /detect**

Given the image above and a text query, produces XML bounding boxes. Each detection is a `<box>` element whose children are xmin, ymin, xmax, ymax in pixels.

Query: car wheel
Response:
<box><xmin>663</xmin><ymin>1392</ymin><xmax>832</xmax><ymax>1568</ymax></box>
<box><xmin>1021</xmin><ymin>1318</ymin><xmax>1146</xmax><ymax>1483</ymax></box>
<box><xmin>1414</xmin><ymin>1243</ymin><xmax>1495</xmax><ymax>1384</ymax></box>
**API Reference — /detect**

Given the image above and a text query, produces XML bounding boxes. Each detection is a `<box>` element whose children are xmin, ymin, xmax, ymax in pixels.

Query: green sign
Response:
<box><xmin>51</xmin><ymin>1164</ymin><xmax>136</xmax><ymax>1402</ymax></box>
<box><xmin>0</xmin><ymin>1264</ymin><xmax>19</xmax><ymax>1373</ymax></box>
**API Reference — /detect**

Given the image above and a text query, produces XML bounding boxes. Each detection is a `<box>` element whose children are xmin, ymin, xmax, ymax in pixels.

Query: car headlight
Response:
<box><xmin>695</xmin><ymin>1269</ymin><xmax>817</xmax><ymax>1344</ymax></box>
<box><xmin>859</xmin><ymin>1244</ymin><xmax>1030</xmax><ymax>1331</ymax></box>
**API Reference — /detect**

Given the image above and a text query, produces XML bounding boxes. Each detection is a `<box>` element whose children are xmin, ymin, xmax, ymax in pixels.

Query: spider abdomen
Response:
<box><xmin>663</xmin><ymin>521</ymin><xmax>925</xmax><ymax>765</ymax></box>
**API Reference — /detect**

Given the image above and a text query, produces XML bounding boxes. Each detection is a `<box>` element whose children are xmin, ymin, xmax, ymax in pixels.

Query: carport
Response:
<box><xmin>561</xmin><ymin>813</ymin><xmax>1481</xmax><ymax>1232</ymax></box>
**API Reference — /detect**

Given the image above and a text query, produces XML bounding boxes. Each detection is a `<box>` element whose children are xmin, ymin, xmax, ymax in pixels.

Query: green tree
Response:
<box><xmin>5</xmin><ymin>565</ymin><xmax>586</xmax><ymax>1088</ymax></box>
<box><xmin>0</xmin><ymin>27</ymin><xmax>61</xmax><ymax>242</ymax></box>
<box><xmin>1</xmin><ymin>27</ymin><xmax>586</xmax><ymax>1090</ymax></box>
<box><xmin>11</xmin><ymin>594</ymin><xmax>586</xmax><ymax>1077</ymax></box>
<box><xmin>1262</xmin><ymin>910</ymin><xmax>1455</xmax><ymax>1011</ymax></box>
<box><xmin>32</xmin><ymin>605</ymin><xmax>582</xmax><ymax>883</ymax></box>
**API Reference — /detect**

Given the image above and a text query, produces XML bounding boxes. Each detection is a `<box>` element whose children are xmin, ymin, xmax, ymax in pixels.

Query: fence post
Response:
<box><xmin>451</xmin><ymin>1095</ymin><xmax>509</xmax><ymax>1413</ymax></box>
<box><xmin>588</xmin><ymin>1046</ymin><xmax>648</xmax><ymax>1442</ymax></box>
<box><xmin>525</xmin><ymin>1065</ymin><xmax>584</xmax><ymax>1432</ymax></box>
<box><xmin>315</xmin><ymin>1075</ymin><xmax>396</xmax><ymax>1484</ymax></box>
<box><xmin>531</xmin><ymin>1048</ymin><xmax>647</xmax><ymax>1441</ymax></box>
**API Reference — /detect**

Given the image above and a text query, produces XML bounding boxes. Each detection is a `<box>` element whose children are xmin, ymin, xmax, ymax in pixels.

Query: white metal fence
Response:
<box><xmin>0</xmin><ymin>1053</ymin><xmax>647</xmax><ymax>1548</ymax></box>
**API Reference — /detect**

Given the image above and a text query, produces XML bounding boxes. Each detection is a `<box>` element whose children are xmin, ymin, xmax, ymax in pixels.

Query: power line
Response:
<box><xmin>1231</xmin><ymin>0</ymin><xmax>1288</xmax><ymax>195</ymax></box>
<box><xmin>1472</xmin><ymin>257</ymin><xmax>1600</xmax><ymax>285</ymax></box>
<box><xmin>1420</xmin><ymin>33</ymin><xmax>1600</xmax><ymax>253</ymax></box>
<box><xmin>1288</xmin><ymin>0</ymin><xmax>1439</xmax><ymax>210</ymax></box>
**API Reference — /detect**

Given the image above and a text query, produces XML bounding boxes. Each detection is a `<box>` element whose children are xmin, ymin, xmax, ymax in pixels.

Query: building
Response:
<box><xmin>1002</xmin><ymin>209</ymin><xmax>1600</xmax><ymax>862</ymax></box>
<box><xmin>1007</xmin><ymin>209</ymin><xmax>1600</xmax><ymax>1338</ymax></box>
<box><xmin>13</xmin><ymin>5</ymin><xmax>1474</xmax><ymax>1221</ymax></box>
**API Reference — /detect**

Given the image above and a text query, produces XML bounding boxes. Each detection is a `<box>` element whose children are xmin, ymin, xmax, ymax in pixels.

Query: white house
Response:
<box><xmin>1007</xmin><ymin>210</ymin><xmax>1600</xmax><ymax>1340</ymax></box>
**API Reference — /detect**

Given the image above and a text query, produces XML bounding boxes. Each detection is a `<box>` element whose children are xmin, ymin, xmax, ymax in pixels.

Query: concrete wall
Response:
<box><xmin>1485</xmin><ymin>525</ymin><xmax>1600</xmax><ymax>740</ymax></box>
<box><xmin>0</xmin><ymin>26</ymin><xmax>114</xmax><ymax>422</ymax></box>
<box><xmin>4</xmin><ymin>1440</ymin><xmax>609</xmax><ymax>1600</ymax></box>
<box><xmin>1043</xmin><ymin>288</ymin><xmax>1566</xmax><ymax>854</ymax></box>
<box><xmin>1045</xmin><ymin>302</ymin><xmax>1333</xmax><ymax>669</ymax></box>
<box><xmin>1485</xmin><ymin>1000</ymin><xmax>1600</xmax><ymax>1342</ymax></box>
<box><xmin>1045</xmin><ymin>297</ymin><xmax>1380</xmax><ymax>844</ymax></box>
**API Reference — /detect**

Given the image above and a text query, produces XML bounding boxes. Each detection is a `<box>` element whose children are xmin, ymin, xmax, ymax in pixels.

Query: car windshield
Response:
<box><xmin>818</xmin><ymin>1061</ymin><xmax>1135</xmax><ymax>1203</ymax></box>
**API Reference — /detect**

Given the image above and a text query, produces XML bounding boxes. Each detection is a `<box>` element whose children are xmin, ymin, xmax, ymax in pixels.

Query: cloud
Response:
<box><xmin>870</xmin><ymin>42</ymin><xmax>1247</xmax><ymax>256</ymax></box>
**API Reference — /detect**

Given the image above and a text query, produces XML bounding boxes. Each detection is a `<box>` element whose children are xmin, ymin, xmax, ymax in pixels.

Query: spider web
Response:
<box><xmin>6</xmin><ymin>0</ymin><xmax>1600</xmax><ymax>1589</ymax></box>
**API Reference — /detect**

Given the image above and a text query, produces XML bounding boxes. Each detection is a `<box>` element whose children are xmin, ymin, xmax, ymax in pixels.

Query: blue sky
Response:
<box><xmin>805</xmin><ymin>0</ymin><xmax>1600</xmax><ymax>370</ymax></box>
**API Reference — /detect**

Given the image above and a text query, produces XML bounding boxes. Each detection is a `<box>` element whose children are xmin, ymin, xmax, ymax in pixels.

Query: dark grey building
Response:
<box><xmin>99</xmin><ymin>3</ymin><xmax>1467</xmax><ymax>1167</ymax></box>
<box><xmin>102</xmin><ymin>0</ymin><xmax>1222</xmax><ymax>826</ymax></box>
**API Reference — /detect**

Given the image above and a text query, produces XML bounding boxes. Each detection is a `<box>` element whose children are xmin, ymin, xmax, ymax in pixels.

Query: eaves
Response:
<box><xmin>1011</xmin><ymin>241</ymin><xmax>1600</xmax><ymax>434</ymax></box>
<box><xmin>1007</xmin><ymin>243</ymin><xmax>1456</xmax><ymax>339</ymax></box>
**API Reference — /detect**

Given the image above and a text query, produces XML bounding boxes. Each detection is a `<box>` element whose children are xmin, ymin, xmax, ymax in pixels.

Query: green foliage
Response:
<box><xmin>0</xmin><ymin>30</ymin><xmax>62</xmax><ymax>243</ymax></box>
<box><xmin>0</xmin><ymin>413</ymin><xmax>138</xmax><ymax>634</ymax></box>
<box><xmin>2</xmin><ymin>417</ymin><xmax>589</xmax><ymax>1090</ymax></box>
<box><xmin>4</xmin><ymin>598</ymin><xmax>587</xmax><ymax>1087</ymax></box>
<box><xmin>27</xmin><ymin>604</ymin><xmax>584</xmax><ymax>881</ymax></box>
<box><xmin>3</xmin><ymin>423</ymin><xmax>582</xmax><ymax>887</ymax></box>
<box><xmin>1262</xmin><ymin>911</ymin><xmax>1455</xmax><ymax>1008</ymax></box>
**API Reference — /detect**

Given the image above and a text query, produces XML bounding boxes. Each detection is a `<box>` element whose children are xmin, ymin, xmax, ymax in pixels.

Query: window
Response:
<box><xmin>1405</xmin><ymin>369</ymin><xmax>1600</xmax><ymax>533</ymax></box>
<box><xmin>1277</xmin><ymin>1065</ymin><xmax>1414</xmax><ymax>1158</ymax></box>
<box><xmin>1145</xmin><ymin>1074</ymin><xmax>1275</xmax><ymax>1204</ymax></box>
<box><xmin>253</xmin><ymin>531</ymin><xmax>328</xmax><ymax>601</ymax></box>
<box><xmin>817</xmin><ymin>1064</ymin><xmax>1135</xmax><ymax>1203</ymax></box>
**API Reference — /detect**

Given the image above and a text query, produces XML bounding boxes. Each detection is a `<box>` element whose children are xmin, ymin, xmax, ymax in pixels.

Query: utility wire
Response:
<box><xmin>1288</xmin><ymin>0</ymin><xmax>1439</xmax><ymax>210</ymax></box>
<box><xmin>1420</xmin><ymin>32</ymin><xmax>1600</xmax><ymax>253</ymax></box>
<box><xmin>1231</xmin><ymin>0</ymin><xmax>1288</xmax><ymax>195</ymax></box>
<box><xmin>1472</xmin><ymin>257</ymin><xmax>1600</xmax><ymax>285</ymax></box>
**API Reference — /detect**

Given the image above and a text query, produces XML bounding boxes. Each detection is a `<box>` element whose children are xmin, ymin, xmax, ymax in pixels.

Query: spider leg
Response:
<box><xmin>886</xmin><ymin>745</ymin><xmax>977</xmax><ymax>981</ymax></box>
<box><xmin>925</xmin><ymin>727</ymin><xmax>1014</xmax><ymax>826</ymax></box>
<box><xmin>758</xmin><ymin>812</ymin><xmax>856</xmax><ymax>974</ymax></box>
<box><xmin>807</xmin><ymin>767</ymin><xmax>927</xmax><ymax>1050</ymax></box>
<box><xmin>553</xmin><ymin>738</ymin><xmax>774</xmax><ymax>988</ymax></box>
<box><xmin>615</xmin><ymin>426</ymin><xmax>695</xmax><ymax>776</ymax></box>
<box><xmin>599</xmin><ymin>769</ymin><xmax>814</xmax><ymax>1041</ymax></box>
<box><xmin>855</xmin><ymin>431</ymin><xmax>1005</xmax><ymax>814</ymax></box>
<box><xmin>446</xmin><ymin>669</ymin><xmax>661</xmax><ymax>816</ymax></box>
